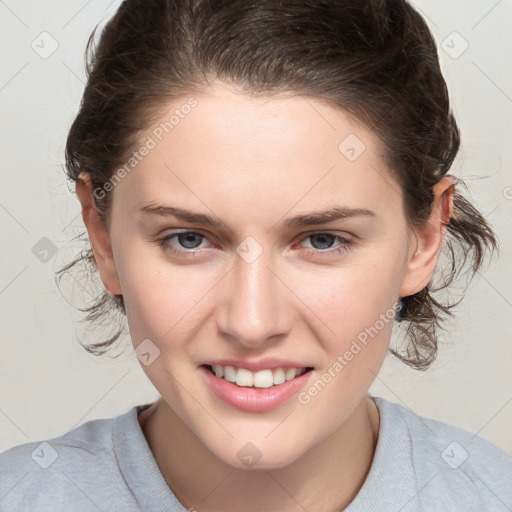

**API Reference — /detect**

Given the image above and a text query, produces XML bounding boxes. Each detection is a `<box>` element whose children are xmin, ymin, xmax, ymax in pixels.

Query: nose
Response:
<box><xmin>215</xmin><ymin>244</ymin><xmax>293</xmax><ymax>349</ymax></box>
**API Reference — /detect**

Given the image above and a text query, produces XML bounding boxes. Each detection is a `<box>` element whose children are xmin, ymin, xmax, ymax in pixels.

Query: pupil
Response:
<box><xmin>312</xmin><ymin>233</ymin><xmax>334</xmax><ymax>249</ymax></box>
<box><xmin>179</xmin><ymin>233</ymin><xmax>201</xmax><ymax>249</ymax></box>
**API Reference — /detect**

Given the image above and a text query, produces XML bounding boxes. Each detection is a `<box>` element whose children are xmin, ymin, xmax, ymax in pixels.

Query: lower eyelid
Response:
<box><xmin>300</xmin><ymin>233</ymin><xmax>350</xmax><ymax>248</ymax></box>
<box><xmin>158</xmin><ymin>231</ymin><xmax>352</xmax><ymax>254</ymax></box>
<box><xmin>160</xmin><ymin>232</ymin><xmax>209</xmax><ymax>250</ymax></box>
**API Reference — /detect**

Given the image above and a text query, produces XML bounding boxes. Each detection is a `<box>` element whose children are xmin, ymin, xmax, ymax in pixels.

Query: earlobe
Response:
<box><xmin>399</xmin><ymin>177</ymin><xmax>455</xmax><ymax>298</ymax></box>
<box><xmin>75</xmin><ymin>174</ymin><xmax>122</xmax><ymax>296</ymax></box>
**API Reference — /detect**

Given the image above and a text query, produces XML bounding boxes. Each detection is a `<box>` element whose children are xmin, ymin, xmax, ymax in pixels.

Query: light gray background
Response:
<box><xmin>1</xmin><ymin>0</ymin><xmax>511</xmax><ymax>456</ymax></box>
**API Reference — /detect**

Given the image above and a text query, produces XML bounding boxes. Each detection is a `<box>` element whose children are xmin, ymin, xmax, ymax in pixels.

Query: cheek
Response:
<box><xmin>117</xmin><ymin>232</ymin><xmax>405</xmax><ymax>354</ymax></box>
<box><xmin>116</xmin><ymin>244</ymin><xmax>213</xmax><ymax>344</ymax></box>
<box><xmin>311</xmin><ymin>258</ymin><xmax>402</xmax><ymax>340</ymax></box>
<box><xmin>295</xmin><ymin>265</ymin><xmax>398</xmax><ymax>418</ymax></box>
<box><xmin>299</xmin><ymin>245</ymin><xmax>404</xmax><ymax>384</ymax></box>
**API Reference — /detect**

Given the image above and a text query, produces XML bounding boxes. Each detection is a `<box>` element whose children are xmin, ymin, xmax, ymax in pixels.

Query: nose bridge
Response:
<box><xmin>217</xmin><ymin>237</ymin><xmax>289</xmax><ymax>346</ymax></box>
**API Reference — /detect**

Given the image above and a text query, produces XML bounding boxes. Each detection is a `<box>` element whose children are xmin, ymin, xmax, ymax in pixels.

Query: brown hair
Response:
<box><xmin>56</xmin><ymin>0</ymin><xmax>499</xmax><ymax>369</ymax></box>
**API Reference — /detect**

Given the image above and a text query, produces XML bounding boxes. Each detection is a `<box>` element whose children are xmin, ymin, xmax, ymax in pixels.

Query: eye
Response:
<box><xmin>157</xmin><ymin>231</ymin><xmax>211</xmax><ymax>258</ymax></box>
<box><xmin>155</xmin><ymin>230</ymin><xmax>353</xmax><ymax>258</ymax></box>
<box><xmin>298</xmin><ymin>232</ymin><xmax>353</xmax><ymax>256</ymax></box>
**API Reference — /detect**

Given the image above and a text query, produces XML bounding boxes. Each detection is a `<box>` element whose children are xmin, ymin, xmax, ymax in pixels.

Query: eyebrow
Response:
<box><xmin>138</xmin><ymin>203</ymin><xmax>376</xmax><ymax>228</ymax></box>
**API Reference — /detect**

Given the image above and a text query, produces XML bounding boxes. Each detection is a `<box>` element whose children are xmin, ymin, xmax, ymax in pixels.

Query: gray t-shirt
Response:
<box><xmin>1</xmin><ymin>396</ymin><xmax>511</xmax><ymax>511</ymax></box>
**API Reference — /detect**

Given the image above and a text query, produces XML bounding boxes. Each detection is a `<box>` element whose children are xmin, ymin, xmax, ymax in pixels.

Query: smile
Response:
<box><xmin>200</xmin><ymin>364</ymin><xmax>314</xmax><ymax>413</ymax></box>
<box><xmin>206</xmin><ymin>364</ymin><xmax>311</xmax><ymax>388</ymax></box>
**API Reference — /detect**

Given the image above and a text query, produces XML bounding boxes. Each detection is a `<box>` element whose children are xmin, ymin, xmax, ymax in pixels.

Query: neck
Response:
<box><xmin>138</xmin><ymin>395</ymin><xmax>379</xmax><ymax>512</ymax></box>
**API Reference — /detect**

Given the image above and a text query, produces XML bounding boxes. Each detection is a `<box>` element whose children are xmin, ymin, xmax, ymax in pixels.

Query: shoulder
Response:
<box><xmin>0</xmin><ymin>405</ymin><xmax>144</xmax><ymax>512</ymax></box>
<box><xmin>0</xmin><ymin>411</ymin><xmax>117</xmax><ymax>472</ymax></box>
<box><xmin>373</xmin><ymin>396</ymin><xmax>512</xmax><ymax>511</ymax></box>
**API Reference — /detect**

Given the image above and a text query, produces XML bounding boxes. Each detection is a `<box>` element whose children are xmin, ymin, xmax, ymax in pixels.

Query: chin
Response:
<box><xmin>209</xmin><ymin>437</ymin><xmax>309</xmax><ymax>471</ymax></box>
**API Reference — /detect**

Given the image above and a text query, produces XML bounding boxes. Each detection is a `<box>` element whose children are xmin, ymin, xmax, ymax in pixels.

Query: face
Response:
<box><xmin>89</xmin><ymin>83</ymin><xmax>431</xmax><ymax>469</ymax></box>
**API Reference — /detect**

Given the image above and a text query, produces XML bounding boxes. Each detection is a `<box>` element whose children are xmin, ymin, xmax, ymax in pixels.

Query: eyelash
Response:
<box><xmin>155</xmin><ymin>231</ymin><xmax>353</xmax><ymax>258</ymax></box>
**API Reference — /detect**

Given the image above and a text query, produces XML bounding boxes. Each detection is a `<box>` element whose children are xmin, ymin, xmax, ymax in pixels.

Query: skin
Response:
<box><xmin>76</xmin><ymin>82</ymin><xmax>454</xmax><ymax>511</ymax></box>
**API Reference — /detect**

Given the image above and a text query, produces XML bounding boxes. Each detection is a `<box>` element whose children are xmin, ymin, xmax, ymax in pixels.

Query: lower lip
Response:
<box><xmin>199</xmin><ymin>365</ymin><xmax>313</xmax><ymax>413</ymax></box>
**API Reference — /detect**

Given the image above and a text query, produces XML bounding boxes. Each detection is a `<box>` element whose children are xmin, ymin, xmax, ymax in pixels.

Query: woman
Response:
<box><xmin>1</xmin><ymin>0</ymin><xmax>510</xmax><ymax>510</ymax></box>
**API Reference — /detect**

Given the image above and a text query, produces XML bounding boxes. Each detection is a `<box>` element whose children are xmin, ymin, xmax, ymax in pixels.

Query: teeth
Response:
<box><xmin>253</xmin><ymin>369</ymin><xmax>273</xmax><ymax>388</ymax></box>
<box><xmin>223</xmin><ymin>366</ymin><xmax>236</xmax><ymax>383</ymax></box>
<box><xmin>285</xmin><ymin>368</ymin><xmax>297</xmax><ymax>381</ymax></box>
<box><xmin>236</xmin><ymin>368</ymin><xmax>253</xmax><ymax>387</ymax></box>
<box><xmin>272</xmin><ymin>368</ymin><xmax>286</xmax><ymax>385</ymax></box>
<box><xmin>210</xmin><ymin>365</ymin><xmax>308</xmax><ymax>388</ymax></box>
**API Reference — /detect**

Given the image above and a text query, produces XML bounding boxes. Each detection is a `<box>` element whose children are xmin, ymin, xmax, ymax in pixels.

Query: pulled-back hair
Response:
<box><xmin>56</xmin><ymin>0</ymin><xmax>498</xmax><ymax>369</ymax></box>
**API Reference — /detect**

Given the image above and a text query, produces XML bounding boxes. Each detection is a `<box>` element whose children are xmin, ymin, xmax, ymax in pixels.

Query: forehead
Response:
<box><xmin>111</xmin><ymin>84</ymin><xmax>402</xmax><ymax>225</ymax></box>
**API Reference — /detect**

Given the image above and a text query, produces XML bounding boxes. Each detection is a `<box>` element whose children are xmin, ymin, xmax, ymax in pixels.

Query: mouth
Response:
<box><xmin>201</xmin><ymin>364</ymin><xmax>314</xmax><ymax>389</ymax></box>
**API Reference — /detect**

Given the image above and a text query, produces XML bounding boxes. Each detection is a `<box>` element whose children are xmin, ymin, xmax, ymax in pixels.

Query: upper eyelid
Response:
<box><xmin>160</xmin><ymin>230</ymin><xmax>352</xmax><ymax>247</ymax></box>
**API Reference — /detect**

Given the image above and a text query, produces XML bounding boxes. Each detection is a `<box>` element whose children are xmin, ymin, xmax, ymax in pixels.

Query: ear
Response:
<box><xmin>75</xmin><ymin>174</ymin><xmax>122</xmax><ymax>296</ymax></box>
<box><xmin>400</xmin><ymin>176</ymin><xmax>455</xmax><ymax>298</ymax></box>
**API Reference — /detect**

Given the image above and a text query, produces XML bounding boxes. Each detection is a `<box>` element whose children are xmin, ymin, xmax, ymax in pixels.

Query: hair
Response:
<box><xmin>56</xmin><ymin>0</ymin><xmax>499</xmax><ymax>370</ymax></box>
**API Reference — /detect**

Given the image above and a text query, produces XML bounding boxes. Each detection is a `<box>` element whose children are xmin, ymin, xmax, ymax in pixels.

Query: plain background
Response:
<box><xmin>0</xmin><ymin>0</ymin><xmax>511</xmax><ymax>456</ymax></box>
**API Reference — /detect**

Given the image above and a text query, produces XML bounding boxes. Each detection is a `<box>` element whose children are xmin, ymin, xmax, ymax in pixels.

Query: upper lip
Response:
<box><xmin>200</xmin><ymin>358</ymin><xmax>313</xmax><ymax>372</ymax></box>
